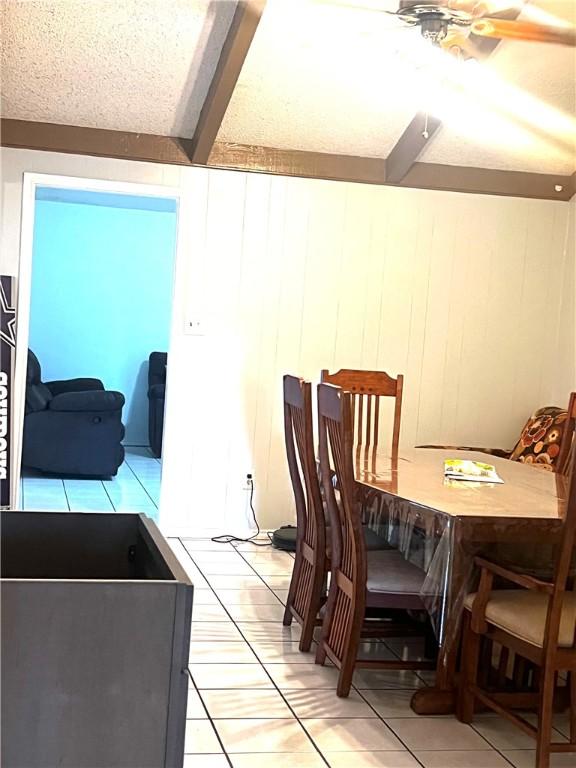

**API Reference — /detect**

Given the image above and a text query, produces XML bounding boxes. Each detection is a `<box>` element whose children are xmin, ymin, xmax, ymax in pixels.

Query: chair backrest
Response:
<box><xmin>320</xmin><ymin>368</ymin><xmax>403</xmax><ymax>457</ymax></box>
<box><xmin>317</xmin><ymin>382</ymin><xmax>366</xmax><ymax>588</ymax></box>
<box><xmin>26</xmin><ymin>350</ymin><xmax>42</xmax><ymax>386</ymax></box>
<box><xmin>557</xmin><ymin>392</ymin><xmax>576</xmax><ymax>476</ymax></box>
<box><xmin>283</xmin><ymin>375</ymin><xmax>325</xmax><ymax>556</ymax></box>
<box><xmin>545</xmin><ymin>443</ymin><xmax>576</xmax><ymax>655</ymax></box>
<box><xmin>148</xmin><ymin>352</ymin><xmax>168</xmax><ymax>387</ymax></box>
<box><xmin>25</xmin><ymin>350</ymin><xmax>52</xmax><ymax>414</ymax></box>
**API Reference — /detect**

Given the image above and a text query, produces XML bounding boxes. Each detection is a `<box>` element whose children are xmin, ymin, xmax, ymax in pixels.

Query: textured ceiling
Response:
<box><xmin>219</xmin><ymin>0</ymin><xmax>576</xmax><ymax>172</ymax></box>
<box><xmin>0</xmin><ymin>0</ymin><xmax>237</xmax><ymax>138</ymax></box>
<box><xmin>1</xmin><ymin>0</ymin><xmax>575</xmax><ymax>173</ymax></box>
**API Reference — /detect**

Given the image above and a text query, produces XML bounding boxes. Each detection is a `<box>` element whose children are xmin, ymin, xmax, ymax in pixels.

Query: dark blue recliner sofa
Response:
<box><xmin>23</xmin><ymin>350</ymin><xmax>125</xmax><ymax>477</ymax></box>
<box><xmin>148</xmin><ymin>351</ymin><xmax>166</xmax><ymax>458</ymax></box>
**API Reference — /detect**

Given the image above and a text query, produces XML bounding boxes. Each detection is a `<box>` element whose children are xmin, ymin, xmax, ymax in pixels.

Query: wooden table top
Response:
<box><xmin>354</xmin><ymin>448</ymin><xmax>567</xmax><ymax>521</ymax></box>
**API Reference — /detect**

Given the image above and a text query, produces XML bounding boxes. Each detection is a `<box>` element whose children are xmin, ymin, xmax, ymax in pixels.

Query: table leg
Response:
<box><xmin>411</xmin><ymin>519</ymin><xmax>468</xmax><ymax>715</ymax></box>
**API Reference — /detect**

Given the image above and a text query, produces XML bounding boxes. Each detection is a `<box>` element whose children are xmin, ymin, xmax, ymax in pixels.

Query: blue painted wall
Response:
<box><xmin>29</xmin><ymin>188</ymin><xmax>177</xmax><ymax>446</ymax></box>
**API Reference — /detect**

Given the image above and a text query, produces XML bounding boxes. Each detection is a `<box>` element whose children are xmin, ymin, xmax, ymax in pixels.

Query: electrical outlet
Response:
<box><xmin>242</xmin><ymin>473</ymin><xmax>253</xmax><ymax>491</ymax></box>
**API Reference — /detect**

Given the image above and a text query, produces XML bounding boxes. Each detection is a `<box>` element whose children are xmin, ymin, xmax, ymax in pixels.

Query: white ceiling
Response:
<box><xmin>1</xmin><ymin>0</ymin><xmax>575</xmax><ymax>174</ymax></box>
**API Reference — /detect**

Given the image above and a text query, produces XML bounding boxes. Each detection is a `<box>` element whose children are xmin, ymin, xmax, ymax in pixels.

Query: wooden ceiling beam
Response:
<box><xmin>0</xmin><ymin>118</ymin><xmax>193</xmax><ymax>165</ymax></box>
<box><xmin>208</xmin><ymin>141</ymin><xmax>386</xmax><ymax>184</ymax></box>
<box><xmin>397</xmin><ymin>162</ymin><xmax>574</xmax><ymax>201</ymax></box>
<box><xmin>1</xmin><ymin>120</ymin><xmax>572</xmax><ymax>201</ymax></box>
<box><xmin>210</xmin><ymin>142</ymin><xmax>573</xmax><ymax>201</ymax></box>
<box><xmin>386</xmin><ymin>8</ymin><xmax>522</xmax><ymax>184</ymax></box>
<box><xmin>385</xmin><ymin>113</ymin><xmax>442</xmax><ymax>185</ymax></box>
<box><xmin>190</xmin><ymin>0</ymin><xmax>266</xmax><ymax>165</ymax></box>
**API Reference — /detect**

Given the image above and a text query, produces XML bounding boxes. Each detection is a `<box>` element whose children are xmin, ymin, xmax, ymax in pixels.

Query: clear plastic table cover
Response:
<box><xmin>357</xmin><ymin>448</ymin><xmax>566</xmax><ymax>656</ymax></box>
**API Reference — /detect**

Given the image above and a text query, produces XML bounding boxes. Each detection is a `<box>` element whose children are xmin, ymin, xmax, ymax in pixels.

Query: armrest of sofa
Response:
<box><xmin>45</xmin><ymin>378</ymin><xmax>104</xmax><ymax>395</ymax></box>
<box><xmin>148</xmin><ymin>383</ymin><xmax>166</xmax><ymax>400</ymax></box>
<box><xmin>48</xmin><ymin>390</ymin><xmax>125</xmax><ymax>413</ymax></box>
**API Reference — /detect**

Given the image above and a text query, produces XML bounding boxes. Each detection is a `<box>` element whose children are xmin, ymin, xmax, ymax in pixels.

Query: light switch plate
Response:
<box><xmin>184</xmin><ymin>317</ymin><xmax>205</xmax><ymax>336</ymax></box>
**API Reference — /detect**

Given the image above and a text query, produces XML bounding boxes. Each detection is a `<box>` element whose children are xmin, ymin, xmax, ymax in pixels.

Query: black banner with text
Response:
<box><xmin>1</xmin><ymin>274</ymin><xmax>16</xmax><ymax>508</ymax></box>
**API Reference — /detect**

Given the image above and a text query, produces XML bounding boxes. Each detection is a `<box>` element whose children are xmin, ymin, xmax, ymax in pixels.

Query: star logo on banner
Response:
<box><xmin>0</xmin><ymin>279</ymin><xmax>16</xmax><ymax>349</ymax></box>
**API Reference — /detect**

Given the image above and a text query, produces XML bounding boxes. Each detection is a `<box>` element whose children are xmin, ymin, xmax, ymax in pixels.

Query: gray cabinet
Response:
<box><xmin>1</xmin><ymin>511</ymin><xmax>193</xmax><ymax>768</ymax></box>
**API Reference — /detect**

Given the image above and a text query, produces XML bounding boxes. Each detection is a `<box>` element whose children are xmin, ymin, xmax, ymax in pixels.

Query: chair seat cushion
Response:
<box><xmin>464</xmin><ymin>589</ymin><xmax>576</xmax><ymax>648</ymax></box>
<box><xmin>363</xmin><ymin>527</ymin><xmax>394</xmax><ymax>552</ymax></box>
<box><xmin>366</xmin><ymin>550</ymin><xmax>425</xmax><ymax>596</ymax></box>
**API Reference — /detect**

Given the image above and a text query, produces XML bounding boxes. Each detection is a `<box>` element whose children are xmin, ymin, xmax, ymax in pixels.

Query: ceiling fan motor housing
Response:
<box><xmin>396</xmin><ymin>1</ymin><xmax>475</xmax><ymax>44</ymax></box>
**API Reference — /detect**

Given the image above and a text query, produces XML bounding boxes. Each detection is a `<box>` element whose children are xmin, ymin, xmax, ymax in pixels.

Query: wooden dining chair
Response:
<box><xmin>315</xmin><ymin>382</ymin><xmax>435</xmax><ymax>697</ymax></box>
<box><xmin>282</xmin><ymin>375</ymin><xmax>327</xmax><ymax>652</ymax></box>
<box><xmin>558</xmin><ymin>391</ymin><xmax>576</xmax><ymax>476</ymax></box>
<box><xmin>282</xmin><ymin>375</ymin><xmax>393</xmax><ymax>652</ymax></box>
<box><xmin>320</xmin><ymin>369</ymin><xmax>403</xmax><ymax>457</ymax></box>
<box><xmin>457</xmin><ymin>447</ymin><xmax>576</xmax><ymax>768</ymax></box>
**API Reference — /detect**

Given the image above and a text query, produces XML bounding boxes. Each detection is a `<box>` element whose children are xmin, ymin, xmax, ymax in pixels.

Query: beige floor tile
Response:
<box><xmin>191</xmin><ymin>603</ymin><xmax>231</xmax><ymax>622</ymax></box>
<box><xmin>180</xmin><ymin>539</ymin><xmax>235</xmax><ymax>552</ymax></box>
<box><xmin>183</xmin><ymin>754</ymin><xmax>229</xmax><ymax>768</ymax></box>
<box><xmin>352</xmin><ymin>668</ymin><xmax>425</xmax><ymax>690</ymax></box>
<box><xmin>201</xmin><ymin>689</ymin><xmax>293</xmax><ymax>719</ymax></box>
<box><xmin>226</xmin><ymin>603</ymin><xmax>286</xmax><ymax>622</ymax></box>
<box><xmin>260</xmin><ymin>575</ymin><xmax>293</xmax><ymax>590</ymax></box>
<box><xmin>229</xmin><ymin>753</ymin><xmax>325</xmax><ymax>767</ymax></box>
<box><xmin>357</xmin><ymin>641</ymin><xmax>399</xmax><ymax>661</ymax></box>
<box><xmin>272</xmin><ymin>589</ymin><xmax>290</xmax><ymax>603</ymax></box>
<box><xmin>302</xmin><ymin>717</ymin><xmax>405</xmax><ymax>752</ymax></box>
<box><xmin>416</xmin><ymin>670</ymin><xmax>438</xmax><ymax>686</ymax></box>
<box><xmin>197</xmin><ymin>560</ymin><xmax>257</xmax><ymax>576</ymax></box>
<box><xmin>501</xmin><ymin>750</ymin><xmax>576</xmax><ymax>767</ymax></box>
<box><xmin>192</xmin><ymin>589</ymin><xmax>220</xmax><ymax>605</ymax></box>
<box><xmin>237</xmin><ymin>622</ymin><xmax>302</xmax><ymax>642</ymax></box>
<box><xmin>231</xmin><ymin>539</ymin><xmax>275</xmax><ymax>552</ymax></box>
<box><xmin>250</xmin><ymin>561</ymin><xmax>294</xmax><ymax>577</ymax></box>
<box><xmin>284</xmin><ymin>688</ymin><xmax>376</xmax><ymax>719</ymax></box>
<box><xmin>213</xmin><ymin>588</ymin><xmax>282</xmax><ymax>605</ymax></box>
<box><xmin>241</xmin><ymin>551</ymin><xmax>294</xmax><ymax>564</ymax></box>
<box><xmin>265</xmin><ymin>662</ymin><xmax>341</xmax><ymax>690</ymax></box>
<box><xmin>251</xmin><ymin>641</ymin><xmax>317</xmax><ymax>664</ymax></box>
<box><xmin>189</xmin><ymin>640</ymin><xmax>258</xmax><ymax>664</ymax></box>
<box><xmin>207</xmin><ymin>574</ymin><xmax>269</xmax><ymax>589</ymax></box>
<box><xmin>189</xmin><ymin>663</ymin><xmax>274</xmax><ymax>690</ymax></box>
<box><xmin>214</xmin><ymin>718</ymin><xmax>314</xmax><ymax>753</ymax></box>
<box><xmin>386</xmin><ymin>719</ymin><xmax>489</xmax><ymax>751</ymax></box>
<box><xmin>190</xmin><ymin>622</ymin><xmax>244</xmax><ymax>642</ymax></box>
<box><xmin>414</xmin><ymin>751</ymin><xmax>512</xmax><ymax>767</ymax></box>
<box><xmin>553</xmin><ymin>714</ymin><xmax>571</xmax><ymax>739</ymax></box>
<box><xmin>186</xmin><ymin>687</ymin><xmax>207</xmax><ymax>718</ymax></box>
<box><xmin>385</xmin><ymin>638</ymin><xmax>429</xmax><ymax>662</ymax></box>
<box><xmin>184</xmin><ymin>720</ymin><xmax>222</xmax><ymax>754</ymax></box>
<box><xmin>472</xmin><ymin>715</ymin><xmax>568</xmax><ymax>751</ymax></box>
<box><xmin>325</xmin><ymin>752</ymin><xmax>420</xmax><ymax>767</ymax></box>
<box><xmin>167</xmin><ymin>540</ymin><xmax>209</xmax><ymax>583</ymax></box>
<box><xmin>190</xmin><ymin>551</ymin><xmax>250</xmax><ymax>565</ymax></box>
<box><xmin>359</xmin><ymin>689</ymin><xmax>421</xmax><ymax>718</ymax></box>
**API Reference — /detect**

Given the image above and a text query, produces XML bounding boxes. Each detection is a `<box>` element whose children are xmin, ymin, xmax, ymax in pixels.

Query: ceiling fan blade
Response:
<box><xmin>471</xmin><ymin>17</ymin><xmax>576</xmax><ymax>45</ymax></box>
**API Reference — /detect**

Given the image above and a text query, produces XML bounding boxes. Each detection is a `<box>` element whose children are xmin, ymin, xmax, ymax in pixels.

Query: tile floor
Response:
<box><xmin>170</xmin><ymin>537</ymin><xmax>574</xmax><ymax>768</ymax></box>
<box><xmin>20</xmin><ymin>446</ymin><xmax>160</xmax><ymax>521</ymax></box>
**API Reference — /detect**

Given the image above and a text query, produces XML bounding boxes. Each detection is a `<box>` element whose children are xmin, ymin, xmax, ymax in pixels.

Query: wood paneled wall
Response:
<box><xmin>162</xmin><ymin>168</ymin><xmax>572</xmax><ymax>533</ymax></box>
<box><xmin>1</xmin><ymin>149</ymin><xmax>574</xmax><ymax>533</ymax></box>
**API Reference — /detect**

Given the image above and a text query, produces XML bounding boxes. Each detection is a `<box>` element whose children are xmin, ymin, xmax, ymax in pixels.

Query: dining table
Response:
<box><xmin>354</xmin><ymin>446</ymin><xmax>568</xmax><ymax>715</ymax></box>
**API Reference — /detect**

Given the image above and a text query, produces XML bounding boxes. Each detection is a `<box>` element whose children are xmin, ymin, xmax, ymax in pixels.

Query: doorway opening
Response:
<box><xmin>15</xmin><ymin>176</ymin><xmax>179</xmax><ymax>522</ymax></box>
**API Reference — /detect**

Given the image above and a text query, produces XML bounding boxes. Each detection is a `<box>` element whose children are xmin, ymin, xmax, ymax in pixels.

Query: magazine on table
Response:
<box><xmin>444</xmin><ymin>459</ymin><xmax>503</xmax><ymax>484</ymax></box>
